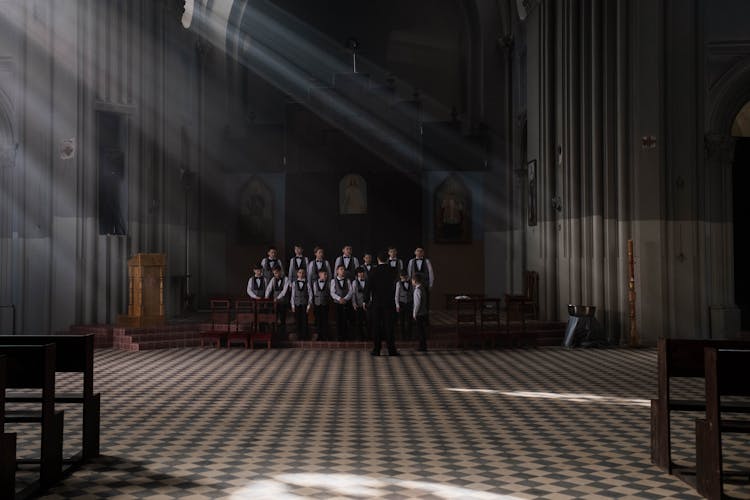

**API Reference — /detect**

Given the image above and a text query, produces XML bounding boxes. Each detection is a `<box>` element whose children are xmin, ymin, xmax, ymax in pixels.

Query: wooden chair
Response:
<box><xmin>1</xmin><ymin>334</ymin><xmax>100</xmax><ymax>461</ymax></box>
<box><xmin>0</xmin><ymin>344</ymin><xmax>64</xmax><ymax>490</ymax></box>
<box><xmin>650</xmin><ymin>338</ymin><xmax>750</xmax><ymax>473</ymax></box>
<box><xmin>228</xmin><ymin>299</ymin><xmax>254</xmax><ymax>349</ymax></box>
<box><xmin>199</xmin><ymin>299</ymin><xmax>231</xmax><ymax>348</ymax></box>
<box><xmin>505</xmin><ymin>270</ymin><xmax>538</xmax><ymax>321</ymax></box>
<box><xmin>479</xmin><ymin>298</ymin><xmax>502</xmax><ymax>348</ymax></box>
<box><xmin>504</xmin><ymin>294</ymin><xmax>528</xmax><ymax>345</ymax></box>
<box><xmin>696</xmin><ymin>348</ymin><xmax>750</xmax><ymax>499</ymax></box>
<box><xmin>454</xmin><ymin>297</ymin><xmax>479</xmax><ymax>348</ymax></box>
<box><xmin>0</xmin><ymin>355</ymin><xmax>17</xmax><ymax>499</ymax></box>
<box><xmin>252</xmin><ymin>299</ymin><xmax>275</xmax><ymax>349</ymax></box>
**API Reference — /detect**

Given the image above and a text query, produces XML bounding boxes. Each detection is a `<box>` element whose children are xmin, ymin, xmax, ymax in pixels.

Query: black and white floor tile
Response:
<box><xmin>8</xmin><ymin>347</ymin><xmax>749</xmax><ymax>499</ymax></box>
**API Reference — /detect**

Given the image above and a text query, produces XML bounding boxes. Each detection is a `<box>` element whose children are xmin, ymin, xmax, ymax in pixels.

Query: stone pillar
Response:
<box><xmin>704</xmin><ymin>133</ymin><xmax>741</xmax><ymax>338</ymax></box>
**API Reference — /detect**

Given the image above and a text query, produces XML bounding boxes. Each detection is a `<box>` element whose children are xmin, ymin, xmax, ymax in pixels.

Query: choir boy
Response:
<box><xmin>261</xmin><ymin>246</ymin><xmax>283</xmax><ymax>280</ymax></box>
<box><xmin>407</xmin><ymin>247</ymin><xmax>435</xmax><ymax>288</ymax></box>
<box><xmin>412</xmin><ymin>275</ymin><xmax>429</xmax><ymax>351</ymax></box>
<box><xmin>311</xmin><ymin>268</ymin><xmax>331</xmax><ymax>340</ymax></box>
<box><xmin>330</xmin><ymin>265</ymin><xmax>354</xmax><ymax>341</ymax></box>
<box><xmin>387</xmin><ymin>246</ymin><xmax>404</xmax><ymax>271</ymax></box>
<box><xmin>407</xmin><ymin>246</ymin><xmax>435</xmax><ymax>320</ymax></box>
<box><xmin>352</xmin><ymin>267</ymin><xmax>369</xmax><ymax>340</ymax></box>
<box><xmin>290</xmin><ymin>268</ymin><xmax>311</xmax><ymax>340</ymax></box>
<box><xmin>246</xmin><ymin>264</ymin><xmax>267</xmax><ymax>299</ymax></box>
<box><xmin>334</xmin><ymin>245</ymin><xmax>360</xmax><ymax>281</ymax></box>
<box><xmin>307</xmin><ymin>246</ymin><xmax>332</xmax><ymax>286</ymax></box>
<box><xmin>288</xmin><ymin>243</ymin><xmax>309</xmax><ymax>279</ymax></box>
<box><xmin>265</xmin><ymin>265</ymin><xmax>290</xmax><ymax>334</ymax></box>
<box><xmin>361</xmin><ymin>253</ymin><xmax>374</xmax><ymax>277</ymax></box>
<box><xmin>395</xmin><ymin>269</ymin><xmax>414</xmax><ymax>340</ymax></box>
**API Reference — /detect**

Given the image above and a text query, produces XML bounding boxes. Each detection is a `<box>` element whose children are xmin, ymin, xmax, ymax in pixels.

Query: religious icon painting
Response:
<box><xmin>339</xmin><ymin>174</ymin><xmax>367</xmax><ymax>215</ymax></box>
<box><xmin>239</xmin><ymin>177</ymin><xmax>274</xmax><ymax>243</ymax></box>
<box><xmin>434</xmin><ymin>174</ymin><xmax>471</xmax><ymax>243</ymax></box>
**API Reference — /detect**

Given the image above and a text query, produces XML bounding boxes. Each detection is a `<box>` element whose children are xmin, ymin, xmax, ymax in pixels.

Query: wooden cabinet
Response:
<box><xmin>117</xmin><ymin>253</ymin><xmax>166</xmax><ymax>327</ymax></box>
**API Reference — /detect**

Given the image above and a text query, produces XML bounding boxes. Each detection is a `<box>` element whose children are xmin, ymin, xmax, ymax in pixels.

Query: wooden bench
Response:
<box><xmin>0</xmin><ymin>334</ymin><xmax>100</xmax><ymax>461</ymax></box>
<box><xmin>650</xmin><ymin>338</ymin><xmax>750</xmax><ymax>473</ymax></box>
<box><xmin>696</xmin><ymin>348</ymin><xmax>750</xmax><ymax>499</ymax></box>
<box><xmin>0</xmin><ymin>344</ymin><xmax>64</xmax><ymax>490</ymax></box>
<box><xmin>0</xmin><ymin>355</ymin><xmax>18</xmax><ymax>499</ymax></box>
<box><xmin>199</xmin><ymin>299</ymin><xmax>231</xmax><ymax>348</ymax></box>
<box><xmin>228</xmin><ymin>299</ymin><xmax>254</xmax><ymax>349</ymax></box>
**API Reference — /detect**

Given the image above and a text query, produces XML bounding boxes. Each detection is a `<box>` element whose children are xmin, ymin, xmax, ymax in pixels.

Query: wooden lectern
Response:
<box><xmin>117</xmin><ymin>253</ymin><xmax>166</xmax><ymax>328</ymax></box>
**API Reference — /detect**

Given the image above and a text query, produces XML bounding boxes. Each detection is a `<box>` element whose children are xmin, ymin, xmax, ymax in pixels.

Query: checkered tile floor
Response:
<box><xmin>9</xmin><ymin>347</ymin><xmax>749</xmax><ymax>499</ymax></box>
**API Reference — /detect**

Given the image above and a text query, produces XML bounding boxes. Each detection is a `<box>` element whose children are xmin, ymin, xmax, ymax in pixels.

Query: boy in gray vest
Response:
<box><xmin>311</xmin><ymin>268</ymin><xmax>331</xmax><ymax>340</ymax></box>
<box><xmin>247</xmin><ymin>264</ymin><xmax>267</xmax><ymax>299</ymax></box>
<box><xmin>265</xmin><ymin>265</ymin><xmax>290</xmax><ymax>335</ymax></box>
<box><xmin>395</xmin><ymin>269</ymin><xmax>414</xmax><ymax>340</ymax></box>
<box><xmin>334</xmin><ymin>245</ymin><xmax>359</xmax><ymax>281</ymax></box>
<box><xmin>307</xmin><ymin>246</ymin><xmax>331</xmax><ymax>287</ymax></box>
<box><xmin>331</xmin><ymin>265</ymin><xmax>354</xmax><ymax>341</ymax></box>
<box><xmin>290</xmin><ymin>268</ymin><xmax>311</xmax><ymax>340</ymax></box>
<box><xmin>261</xmin><ymin>246</ymin><xmax>282</xmax><ymax>281</ymax></box>
<box><xmin>288</xmin><ymin>243</ymin><xmax>309</xmax><ymax>279</ymax></box>
<box><xmin>361</xmin><ymin>253</ymin><xmax>374</xmax><ymax>277</ymax></box>
<box><xmin>412</xmin><ymin>274</ymin><xmax>429</xmax><ymax>352</ymax></box>
<box><xmin>387</xmin><ymin>246</ymin><xmax>404</xmax><ymax>271</ymax></box>
<box><xmin>352</xmin><ymin>267</ymin><xmax>369</xmax><ymax>340</ymax></box>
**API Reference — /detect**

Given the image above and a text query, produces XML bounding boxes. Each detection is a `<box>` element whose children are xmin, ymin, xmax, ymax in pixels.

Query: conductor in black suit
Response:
<box><xmin>365</xmin><ymin>252</ymin><xmax>399</xmax><ymax>356</ymax></box>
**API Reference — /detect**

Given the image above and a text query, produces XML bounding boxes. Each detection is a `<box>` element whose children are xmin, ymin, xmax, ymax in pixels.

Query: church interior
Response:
<box><xmin>1</xmin><ymin>0</ymin><xmax>750</xmax><ymax>498</ymax></box>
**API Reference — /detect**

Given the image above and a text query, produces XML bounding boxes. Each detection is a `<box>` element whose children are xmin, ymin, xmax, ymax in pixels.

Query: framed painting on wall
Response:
<box><xmin>434</xmin><ymin>174</ymin><xmax>471</xmax><ymax>243</ymax></box>
<box><xmin>239</xmin><ymin>177</ymin><xmax>274</xmax><ymax>243</ymax></box>
<box><xmin>339</xmin><ymin>174</ymin><xmax>367</xmax><ymax>215</ymax></box>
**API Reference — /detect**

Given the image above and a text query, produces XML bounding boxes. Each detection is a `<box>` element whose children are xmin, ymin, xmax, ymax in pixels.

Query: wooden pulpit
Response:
<box><xmin>117</xmin><ymin>253</ymin><xmax>166</xmax><ymax>328</ymax></box>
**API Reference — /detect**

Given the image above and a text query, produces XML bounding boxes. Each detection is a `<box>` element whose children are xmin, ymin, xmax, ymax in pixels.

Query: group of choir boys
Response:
<box><xmin>245</xmin><ymin>245</ymin><xmax>435</xmax><ymax>346</ymax></box>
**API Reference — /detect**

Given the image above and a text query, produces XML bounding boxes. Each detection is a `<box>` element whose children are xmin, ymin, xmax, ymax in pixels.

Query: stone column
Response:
<box><xmin>704</xmin><ymin>133</ymin><xmax>740</xmax><ymax>338</ymax></box>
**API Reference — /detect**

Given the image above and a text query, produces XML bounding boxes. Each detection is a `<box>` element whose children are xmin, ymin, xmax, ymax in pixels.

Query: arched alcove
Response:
<box><xmin>705</xmin><ymin>56</ymin><xmax>750</xmax><ymax>335</ymax></box>
<box><xmin>731</xmin><ymin>100</ymin><xmax>750</xmax><ymax>138</ymax></box>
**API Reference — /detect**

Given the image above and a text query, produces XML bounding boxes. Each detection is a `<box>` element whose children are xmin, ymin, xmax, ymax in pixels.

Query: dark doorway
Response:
<box><xmin>285</xmin><ymin>171</ymin><xmax>422</xmax><ymax>260</ymax></box>
<box><xmin>97</xmin><ymin>111</ymin><xmax>128</xmax><ymax>235</ymax></box>
<box><xmin>734</xmin><ymin>138</ymin><xmax>750</xmax><ymax>330</ymax></box>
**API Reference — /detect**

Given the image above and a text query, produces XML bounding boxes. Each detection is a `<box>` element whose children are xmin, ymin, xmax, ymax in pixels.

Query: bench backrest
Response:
<box><xmin>0</xmin><ymin>356</ymin><xmax>5</xmax><ymax>424</ymax></box>
<box><xmin>704</xmin><ymin>348</ymin><xmax>750</xmax><ymax>423</ymax></box>
<box><xmin>657</xmin><ymin>338</ymin><xmax>750</xmax><ymax>399</ymax></box>
<box><xmin>0</xmin><ymin>344</ymin><xmax>56</xmax><ymax>394</ymax></box>
<box><xmin>0</xmin><ymin>334</ymin><xmax>94</xmax><ymax>397</ymax></box>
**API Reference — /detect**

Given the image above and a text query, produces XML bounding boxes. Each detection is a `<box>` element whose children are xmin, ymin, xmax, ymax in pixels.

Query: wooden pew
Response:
<box><xmin>650</xmin><ymin>338</ymin><xmax>750</xmax><ymax>473</ymax></box>
<box><xmin>0</xmin><ymin>334</ymin><xmax>100</xmax><ymax>460</ymax></box>
<box><xmin>0</xmin><ymin>355</ymin><xmax>18</xmax><ymax>499</ymax></box>
<box><xmin>695</xmin><ymin>348</ymin><xmax>750</xmax><ymax>499</ymax></box>
<box><xmin>0</xmin><ymin>344</ymin><xmax>64</xmax><ymax>490</ymax></box>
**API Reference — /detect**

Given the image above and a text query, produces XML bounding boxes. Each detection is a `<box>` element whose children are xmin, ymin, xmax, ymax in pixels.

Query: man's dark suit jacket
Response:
<box><xmin>364</xmin><ymin>263</ymin><xmax>398</xmax><ymax>307</ymax></box>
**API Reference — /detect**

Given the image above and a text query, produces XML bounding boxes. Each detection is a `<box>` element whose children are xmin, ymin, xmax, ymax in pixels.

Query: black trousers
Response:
<box><xmin>294</xmin><ymin>305</ymin><xmax>308</xmax><ymax>340</ymax></box>
<box><xmin>276</xmin><ymin>303</ymin><xmax>288</xmax><ymax>333</ymax></box>
<box><xmin>415</xmin><ymin>314</ymin><xmax>428</xmax><ymax>350</ymax></box>
<box><xmin>335</xmin><ymin>303</ymin><xmax>351</xmax><ymax>341</ymax></box>
<box><xmin>397</xmin><ymin>302</ymin><xmax>413</xmax><ymax>339</ymax></box>
<box><xmin>314</xmin><ymin>304</ymin><xmax>329</xmax><ymax>340</ymax></box>
<box><xmin>353</xmin><ymin>306</ymin><xmax>368</xmax><ymax>340</ymax></box>
<box><xmin>371</xmin><ymin>303</ymin><xmax>396</xmax><ymax>353</ymax></box>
